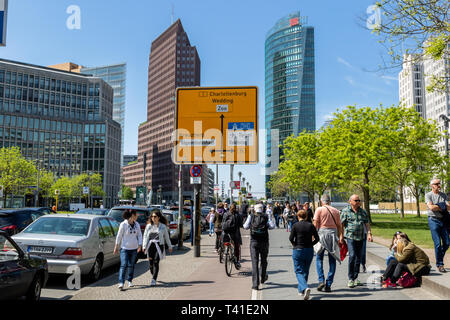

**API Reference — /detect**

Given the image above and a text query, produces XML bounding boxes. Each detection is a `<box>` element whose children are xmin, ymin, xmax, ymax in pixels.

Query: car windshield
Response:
<box><xmin>108</xmin><ymin>209</ymin><xmax>148</xmax><ymax>224</ymax></box>
<box><xmin>23</xmin><ymin>217</ymin><xmax>91</xmax><ymax>236</ymax></box>
<box><xmin>0</xmin><ymin>215</ymin><xmax>14</xmax><ymax>226</ymax></box>
<box><xmin>77</xmin><ymin>209</ymin><xmax>107</xmax><ymax>215</ymax></box>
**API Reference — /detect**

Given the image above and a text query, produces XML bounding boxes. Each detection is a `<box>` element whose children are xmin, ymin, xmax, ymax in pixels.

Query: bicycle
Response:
<box><xmin>222</xmin><ymin>233</ymin><xmax>235</xmax><ymax>277</ymax></box>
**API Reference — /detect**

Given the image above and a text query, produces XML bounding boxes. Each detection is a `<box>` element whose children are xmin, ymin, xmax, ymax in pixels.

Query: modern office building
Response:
<box><xmin>123</xmin><ymin>19</ymin><xmax>206</xmax><ymax>204</ymax></box>
<box><xmin>0</xmin><ymin>58</ymin><xmax>122</xmax><ymax>208</ymax></box>
<box><xmin>398</xmin><ymin>50</ymin><xmax>450</xmax><ymax>154</ymax></box>
<box><xmin>399</xmin><ymin>54</ymin><xmax>426</xmax><ymax>118</ymax></box>
<box><xmin>264</xmin><ymin>12</ymin><xmax>316</xmax><ymax>197</ymax></box>
<box><xmin>80</xmin><ymin>63</ymin><xmax>126</xmax><ymax>165</ymax></box>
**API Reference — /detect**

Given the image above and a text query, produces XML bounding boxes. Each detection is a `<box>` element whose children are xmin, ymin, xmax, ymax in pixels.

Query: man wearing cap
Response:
<box><xmin>243</xmin><ymin>202</ymin><xmax>275</xmax><ymax>290</ymax></box>
<box><xmin>313</xmin><ymin>194</ymin><xmax>343</xmax><ymax>292</ymax></box>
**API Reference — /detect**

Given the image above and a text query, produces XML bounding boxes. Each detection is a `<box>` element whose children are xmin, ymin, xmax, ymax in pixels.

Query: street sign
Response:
<box><xmin>230</xmin><ymin>181</ymin><xmax>240</xmax><ymax>190</ymax></box>
<box><xmin>83</xmin><ymin>187</ymin><xmax>90</xmax><ymax>194</ymax></box>
<box><xmin>190</xmin><ymin>177</ymin><xmax>201</xmax><ymax>184</ymax></box>
<box><xmin>0</xmin><ymin>1</ymin><xmax>8</xmax><ymax>47</ymax></box>
<box><xmin>190</xmin><ymin>165</ymin><xmax>202</xmax><ymax>178</ymax></box>
<box><xmin>174</xmin><ymin>86</ymin><xmax>258</xmax><ymax>164</ymax></box>
<box><xmin>55</xmin><ymin>189</ymin><xmax>60</xmax><ymax>195</ymax></box>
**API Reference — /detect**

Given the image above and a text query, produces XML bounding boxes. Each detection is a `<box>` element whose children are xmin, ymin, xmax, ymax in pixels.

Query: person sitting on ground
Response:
<box><xmin>381</xmin><ymin>238</ymin><xmax>431</xmax><ymax>288</ymax></box>
<box><xmin>386</xmin><ymin>231</ymin><xmax>411</xmax><ymax>266</ymax></box>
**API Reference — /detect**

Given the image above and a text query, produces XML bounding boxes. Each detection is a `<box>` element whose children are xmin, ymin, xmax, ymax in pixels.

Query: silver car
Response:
<box><xmin>11</xmin><ymin>214</ymin><xmax>121</xmax><ymax>281</ymax></box>
<box><xmin>162</xmin><ymin>209</ymin><xmax>191</xmax><ymax>243</ymax></box>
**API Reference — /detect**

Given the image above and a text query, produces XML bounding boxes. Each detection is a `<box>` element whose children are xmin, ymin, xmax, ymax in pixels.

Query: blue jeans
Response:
<box><xmin>386</xmin><ymin>255</ymin><xmax>397</xmax><ymax>266</ymax></box>
<box><xmin>316</xmin><ymin>250</ymin><xmax>336</xmax><ymax>287</ymax></box>
<box><xmin>428</xmin><ymin>217</ymin><xmax>450</xmax><ymax>267</ymax></box>
<box><xmin>288</xmin><ymin>220</ymin><xmax>293</xmax><ymax>232</ymax></box>
<box><xmin>292</xmin><ymin>248</ymin><xmax>314</xmax><ymax>293</ymax></box>
<box><xmin>209</xmin><ymin>222</ymin><xmax>215</xmax><ymax>234</ymax></box>
<box><xmin>361</xmin><ymin>234</ymin><xmax>367</xmax><ymax>266</ymax></box>
<box><xmin>119</xmin><ymin>249</ymin><xmax>138</xmax><ymax>284</ymax></box>
<box><xmin>346</xmin><ymin>238</ymin><xmax>364</xmax><ymax>281</ymax></box>
<box><xmin>274</xmin><ymin>214</ymin><xmax>279</xmax><ymax>228</ymax></box>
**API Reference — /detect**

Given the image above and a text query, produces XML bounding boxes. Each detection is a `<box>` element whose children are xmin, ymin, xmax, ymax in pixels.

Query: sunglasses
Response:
<box><xmin>433</xmin><ymin>183</ymin><xmax>441</xmax><ymax>186</ymax></box>
<box><xmin>353</xmin><ymin>199</ymin><xmax>361</xmax><ymax>202</ymax></box>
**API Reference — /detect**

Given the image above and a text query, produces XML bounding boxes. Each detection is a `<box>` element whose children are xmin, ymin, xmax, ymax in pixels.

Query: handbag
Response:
<box><xmin>339</xmin><ymin>240</ymin><xmax>348</xmax><ymax>261</ymax></box>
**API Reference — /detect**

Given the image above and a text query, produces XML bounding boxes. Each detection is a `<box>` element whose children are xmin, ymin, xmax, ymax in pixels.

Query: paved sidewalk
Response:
<box><xmin>259</xmin><ymin>228</ymin><xmax>441</xmax><ymax>300</ymax></box>
<box><xmin>70</xmin><ymin>230</ymin><xmax>253</xmax><ymax>300</ymax></box>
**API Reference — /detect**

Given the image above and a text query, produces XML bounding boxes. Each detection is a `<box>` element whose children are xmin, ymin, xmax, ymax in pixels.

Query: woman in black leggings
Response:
<box><xmin>143</xmin><ymin>210</ymin><xmax>173</xmax><ymax>286</ymax></box>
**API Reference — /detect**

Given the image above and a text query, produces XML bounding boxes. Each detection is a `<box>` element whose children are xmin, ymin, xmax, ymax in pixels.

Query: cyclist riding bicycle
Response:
<box><xmin>222</xmin><ymin>203</ymin><xmax>243</xmax><ymax>269</ymax></box>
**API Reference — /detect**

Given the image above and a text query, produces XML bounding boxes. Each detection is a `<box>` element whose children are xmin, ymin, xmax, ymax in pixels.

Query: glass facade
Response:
<box><xmin>81</xmin><ymin>63</ymin><xmax>126</xmax><ymax>166</ymax></box>
<box><xmin>0</xmin><ymin>59</ymin><xmax>122</xmax><ymax>207</ymax></box>
<box><xmin>265</xmin><ymin>12</ymin><xmax>316</xmax><ymax>197</ymax></box>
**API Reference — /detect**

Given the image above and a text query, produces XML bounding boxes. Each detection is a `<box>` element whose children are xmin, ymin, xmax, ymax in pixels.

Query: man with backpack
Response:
<box><xmin>243</xmin><ymin>202</ymin><xmax>275</xmax><ymax>290</ymax></box>
<box><xmin>222</xmin><ymin>203</ymin><xmax>243</xmax><ymax>269</ymax></box>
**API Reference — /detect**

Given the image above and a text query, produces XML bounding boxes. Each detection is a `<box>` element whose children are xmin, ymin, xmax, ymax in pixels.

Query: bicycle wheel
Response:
<box><xmin>224</xmin><ymin>246</ymin><xmax>233</xmax><ymax>277</ymax></box>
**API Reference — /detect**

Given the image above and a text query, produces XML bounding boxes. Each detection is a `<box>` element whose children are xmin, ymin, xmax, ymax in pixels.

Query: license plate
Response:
<box><xmin>28</xmin><ymin>246</ymin><xmax>53</xmax><ymax>254</ymax></box>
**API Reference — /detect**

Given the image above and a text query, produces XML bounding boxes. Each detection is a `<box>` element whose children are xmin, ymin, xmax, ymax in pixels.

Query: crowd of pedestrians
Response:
<box><xmin>112</xmin><ymin>183</ymin><xmax>443</xmax><ymax>298</ymax></box>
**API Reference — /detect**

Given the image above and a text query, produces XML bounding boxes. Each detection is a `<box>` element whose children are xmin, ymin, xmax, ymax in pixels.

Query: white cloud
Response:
<box><xmin>337</xmin><ymin>57</ymin><xmax>355</xmax><ymax>69</ymax></box>
<box><xmin>345</xmin><ymin>76</ymin><xmax>356</xmax><ymax>86</ymax></box>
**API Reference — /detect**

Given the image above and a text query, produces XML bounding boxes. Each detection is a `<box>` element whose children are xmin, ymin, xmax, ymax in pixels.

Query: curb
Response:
<box><xmin>366</xmin><ymin>250</ymin><xmax>450</xmax><ymax>299</ymax></box>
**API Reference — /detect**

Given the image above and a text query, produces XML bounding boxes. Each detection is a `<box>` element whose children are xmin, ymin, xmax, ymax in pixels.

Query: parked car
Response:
<box><xmin>162</xmin><ymin>209</ymin><xmax>192</xmax><ymax>244</ymax></box>
<box><xmin>11</xmin><ymin>214</ymin><xmax>121</xmax><ymax>281</ymax></box>
<box><xmin>76</xmin><ymin>208</ymin><xmax>109</xmax><ymax>216</ymax></box>
<box><xmin>107</xmin><ymin>206</ymin><xmax>158</xmax><ymax>260</ymax></box>
<box><xmin>0</xmin><ymin>209</ymin><xmax>49</xmax><ymax>236</ymax></box>
<box><xmin>0</xmin><ymin>230</ymin><xmax>48</xmax><ymax>300</ymax></box>
<box><xmin>170</xmin><ymin>206</ymin><xmax>208</xmax><ymax>232</ymax></box>
<box><xmin>27</xmin><ymin>207</ymin><xmax>56</xmax><ymax>215</ymax></box>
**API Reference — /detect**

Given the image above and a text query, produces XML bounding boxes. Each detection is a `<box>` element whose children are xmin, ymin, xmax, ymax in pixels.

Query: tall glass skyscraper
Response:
<box><xmin>81</xmin><ymin>63</ymin><xmax>126</xmax><ymax>165</ymax></box>
<box><xmin>265</xmin><ymin>12</ymin><xmax>316</xmax><ymax>197</ymax></box>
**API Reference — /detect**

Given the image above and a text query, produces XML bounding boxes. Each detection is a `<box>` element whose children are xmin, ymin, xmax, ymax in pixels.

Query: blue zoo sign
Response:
<box><xmin>0</xmin><ymin>0</ymin><xmax>8</xmax><ymax>47</ymax></box>
<box><xmin>190</xmin><ymin>165</ymin><xmax>202</xmax><ymax>178</ymax></box>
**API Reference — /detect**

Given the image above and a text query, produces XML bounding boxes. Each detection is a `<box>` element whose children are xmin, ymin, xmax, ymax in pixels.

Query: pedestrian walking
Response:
<box><xmin>381</xmin><ymin>238</ymin><xmax>431</xmax><ymax>288</ymax></box>
<box><xmin>243</xmin><ymin>203</ymin><xmax>275</xmax><ymax>290</ymax></box>
<box><xmin>340</xmin><ymin>194</ymin><xmax>373</xmax><ymax>288</ymax></box>
<box><xmin>313</xmin><ymin>194</ymin><xmax>344</xmax><ymax>292</ymax></box>
<box><xmin>142</xmin><ymin>210</ymin><xmax>173</xmax><ymax>286</ymax></box>
<box><xmin>425</xmin><ymin>178</ymin><xmax>450</xmax><ymax>273</ymax></box>
<box><xmin>224</xmin><ymin>202</ymin><xmax>229</xmax><ymax>213</ymax></box>
<box><xmin>207</xmin><ymin>208</ymin><xmax>215</xmax><ymax>236</ymax></box>
<box><xmin>303</xmin><ymin>202</ymin><xmax>314</xmax><ymax>223</ymax></box>
<box><xmin>289</xmin><ymin>209</ymin><xmax>320</xmax><ymax>300</ymax></box>
<box><xmin>215</xmin><ymin>203</ymin><xmax>225</xmax><ymax>252</ymax></box>
<box><xmin>222</xmin><ymin>203</ymin><xmax>243</xmax><ymax>269</ymax></box>
<box><xmin>285</xmin><ymin>204</ymin><xmax>295</xmax><ymax>232</ymax></box>
<box><xmin>113</xmin><ymin>209</ymin><xmax>143</xmax><ymax>291</ymax></box>
<box><xmin>240</xmin><ymin>200</ymin><xmax>249</xmax><ymax>221</ymax></box>
<box><xmin>273</xmin><ymin>202</ymin><xmax>282</xmax><ymax>228</ymax></box>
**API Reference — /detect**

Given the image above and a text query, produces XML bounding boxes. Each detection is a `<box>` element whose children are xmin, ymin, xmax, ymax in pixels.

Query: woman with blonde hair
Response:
<box><xmin>381</xmin><ymin>238</ymin><xmax>431</xmax><ymax>287</ymax></box>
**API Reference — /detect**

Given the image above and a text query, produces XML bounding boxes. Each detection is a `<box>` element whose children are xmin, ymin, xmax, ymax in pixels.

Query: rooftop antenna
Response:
<box><xmin>171</xmin><ymin>4</ymin><xmax>174</xmax><ymax>24</ymax></box>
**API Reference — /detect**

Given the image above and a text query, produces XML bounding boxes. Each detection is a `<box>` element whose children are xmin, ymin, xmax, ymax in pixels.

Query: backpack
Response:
<box><xmin>396</xmin><ymin>272</ymin><xmax>418</xmax><ymax>288</ymax></box>
<box><xmin>222</xmin><ymin>214</ymin><xmax>236</xmax><ymax>233</ymax></box>
<box><xmin>250</xmin><ymin>213</ymin><xmax>269</xmax><ymax>241</ymax></box>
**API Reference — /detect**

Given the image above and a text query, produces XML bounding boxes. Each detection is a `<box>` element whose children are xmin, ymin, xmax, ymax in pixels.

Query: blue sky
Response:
<box><xmin>0</xmin><ymin>0</ymin><xmax>400</xmax><ymax>198</ymax></box>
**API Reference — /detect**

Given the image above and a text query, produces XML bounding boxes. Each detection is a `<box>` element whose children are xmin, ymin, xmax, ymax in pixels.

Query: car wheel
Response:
<box><xmin>26</xmin><ymin>275</ymin><xmax>42</xmax><ymax>301</ymax></box>
<box><xmin>89</xmin><ymin>255</ymin><xmax>103</xmax><ymax>281</ymax></box>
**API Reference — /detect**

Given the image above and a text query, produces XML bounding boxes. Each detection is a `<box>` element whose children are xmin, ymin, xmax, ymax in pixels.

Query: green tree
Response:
<box><xmin>320</xmin><ymin>105</ymin><xmax>407</xmax><ymax>221</ymax></box>
<box><xmin>50</xmin><ymin>176</ymin><xmax>73</xmax><ymax>201</ymax></box>
<box><xmin>121</xmin><ymin>185</ymin><xmax>134</xmax><ymax>200</ymax></box>
<box><xmin>368</xmin><ymin>0</ymin><xmax>449</xmax><ymax>91</ymax></box>
<box><xmin>37</xmin><ymin>170</ymin><xmax>55</xmax><ymax>206</ymax></box>
<box><xmin>267</xmin><ymin>171</ymin><xmax>289</xmax><ymax>198</ymax></box>
<box><xmin>0</xmin><ymin>147</ymin><xmax>36</xmax><ymax>208</ymax></box>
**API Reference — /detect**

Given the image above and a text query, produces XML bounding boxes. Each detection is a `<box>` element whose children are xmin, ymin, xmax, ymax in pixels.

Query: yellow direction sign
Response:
<box><xmin>174</xmin><ymin>86</ymin><xmax>258</xmax><ymax>164</ymax></box>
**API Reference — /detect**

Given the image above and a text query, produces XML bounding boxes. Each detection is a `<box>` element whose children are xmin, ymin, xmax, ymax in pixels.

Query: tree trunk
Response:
<box><xmin>3</xmin><ymin>192</ymin><xmax>6</xmax><ymax>208</ymax></box>
<box><xmin>415</xmin><ymin>191</ymin><xmax>421</xmax><ymax>217</ymax></box>
<box><xmin>399</xmin><ymin>184</ymin><xmax>405</xmax><ymax>219</ymax></box>
<box><xmin>363</xmin><ymin>172</ymin><xmax>371</xmax><ymax>223</ymax></box>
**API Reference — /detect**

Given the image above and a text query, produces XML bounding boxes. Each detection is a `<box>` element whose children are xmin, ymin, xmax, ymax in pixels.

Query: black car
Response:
<box><xmin>26</xmin><ymin>207</ymin><xmax>56</xmax><ymax>215</ymax></box>
<box><xmin>0</xmin><ymin>230</ymin><xmax>48</xmax><ymax>300</ymax></box>
<box><xmin>0</xmin><ymin>209</ymin><xmax>48</xmax><ymax>236</ymax></box>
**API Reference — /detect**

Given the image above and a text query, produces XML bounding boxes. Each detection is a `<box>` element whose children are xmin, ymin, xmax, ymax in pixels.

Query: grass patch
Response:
<box><xmin>370</xmin><ymin>213</ymin><xmax>433</xmax><ymax>249</ymax></box>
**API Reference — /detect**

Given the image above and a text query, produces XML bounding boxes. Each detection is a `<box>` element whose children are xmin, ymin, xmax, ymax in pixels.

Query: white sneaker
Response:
<box><xmin>303</xmin><ymin>288</ymin><xmax>311</xmax><ymax>300</ymax></box>
<box><xmin>150</xmin><ymin>279</ymin><xmax>156</xmax><ymax>286</ymax></box>
<box><xmin>118</xmin><ymin>283</ymin><xmax>124</xmax><ymax>291</ymax></box>
<box><xmin>127</xmin><ymin>281</ymin><xmax>133</xmax><ymax>288</ymax></box>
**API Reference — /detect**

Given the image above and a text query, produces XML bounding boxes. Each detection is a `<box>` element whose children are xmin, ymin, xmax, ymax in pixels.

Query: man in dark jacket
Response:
<box><xmin>222</xmin><ymin>203</ymin><xmax>243</xmax><ymax>269</ymax></box>
<box><xmin>240</xmin><ymin>201</ymin><xmax>249</xmax><ymax>222</ymax></box>
<box><xmin>243</xmin><ymin>203</ymin><xmax>275</xmax><ymax>290</ymax></box>
<box><xmin>215</xmin><ymin>202</ymin><xmax>225</xmax><ymax>252</ymax></box>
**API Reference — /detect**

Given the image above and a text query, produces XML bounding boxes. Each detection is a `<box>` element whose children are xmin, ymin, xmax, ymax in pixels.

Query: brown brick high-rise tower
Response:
<box><xmin>123</xmin><ymin>19</ymin><xmax>204</xmax><ymax>203</ymax></box>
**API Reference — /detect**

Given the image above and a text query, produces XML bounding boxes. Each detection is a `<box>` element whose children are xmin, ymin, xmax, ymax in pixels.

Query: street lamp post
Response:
<box><xmin>440</xmin><ymin>114</ymin><xmax>450</xmax><ymax>192</ymax></box>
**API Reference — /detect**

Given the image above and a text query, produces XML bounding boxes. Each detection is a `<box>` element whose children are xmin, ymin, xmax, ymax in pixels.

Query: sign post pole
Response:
<box><xmin>177</xmin><ymin>164</ymin><xmax>183</xmax><ymax>249</ymax></box>
<box><xmin>190</xmin><ymin>165</ymin><xmax>202</xmax><ymax>257</ymax></box>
